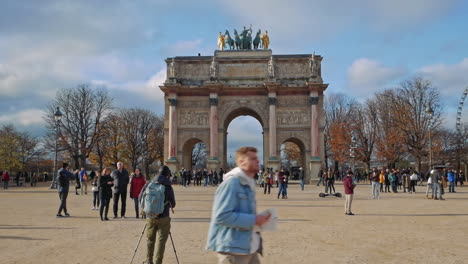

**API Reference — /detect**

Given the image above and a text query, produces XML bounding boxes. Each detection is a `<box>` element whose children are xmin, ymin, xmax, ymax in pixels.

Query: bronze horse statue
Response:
<box><xmin>253</xmin><ymin>30</ymin><xmax>261</xmax><ymax>49</ymax></box>
<box><xmin>224</xmin><ymin>30</ymin><xmax>235</xmax><ymax>50</ymax></box>
<box><xmin>233</xmin><ymin>29</ymin><xmax>242</xmax><ymax>50</ymax></box>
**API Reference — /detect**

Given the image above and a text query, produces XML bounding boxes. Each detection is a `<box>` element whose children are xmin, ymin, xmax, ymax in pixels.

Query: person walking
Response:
<box><xmin>431</xmin><ymin>167</ymin><xmax>444</xmax><ymax>200</ymax></box>
<box><xmin>379</xmin><ymin>170</ymin><xmax>385</xmax><ymax>192</ymax></box>
<box><xmin>99</xmin><ymin>168</ymin><xmax>114</xmax><ymax>221</ymax></box>
<box><xmin>140</xmin><ymin>165</ymin><xmax>176</xmax><ymax>264</ymax></box>
<box><xmin>91</xmin><ymin>172</ymin><xmax>100</xmax><ymax>210</ymax></box>
<box><xmin>219</xmin><ymin>168</ymin><xmax>224</xmax><ymax>184</ymax></box>
<box><xmin>384</xmin><ymin>169</ymin><xmax>391</xmax><ymax>193</ymax></box>
<box><xmin>370</xmin><ymin>168</ymin><xmax>380</xmax><ymax>199</ymax></box>
<box><xmin>56</xmin><ymin>163</ymin><xmax>75</xmax><ymax>217</ymax></box>
<box><xmin>111</xmin><ymin>161</ymin><xmax>129</xmax><ymax>218</ymax></box>
<box><xmin>73</xmin><ymin>170</ymin><xmax>80</xmax><ymax>195</ymax></box>
<box><xmin>2</xmin><ymin>170</ymin><xmax>10</xmax><ymax>189</ymax></box>
<box><xmin>316</xmin><ymin>168</ymin><xmax>324</xmax><ymax>186</ymax></box>
<box><xmin>206</xmin><ymin>147</ymin><xmax>270</xmax><ymax>264</ymax></box>
<box><xmin>79</xmin><ymin>167</ymin><xmax>88</xmax><ymax>195</ymax></box>
<box><xmin>129</xmin><ymin>168</ymin><xmax>146</xmax><ymax>219</ymax></box>
<box><xmin>263</xmin><ymin>169</ymin><xmax>272</xmax><ymax>194</ymax></box>
<box><xmin>425</xmin><ymin>173</ymin><xmax>433</xmax><ymax>199</ymax></box>
<box><xmin>298</xmin><ymin>167</ymin><xmax>305</xmax><ymax>191</ymax></box>
<box><xmin>326</xmin><ymin>170</ymin><xmax>335</xmax><ymax>194</ymax></box>
<box><xmin>447</xmin><ymin>169</ymin><xmax>456</xmax><ymax>193</ymax></box>
<box><xmin>343</xmin><ymin>170</ymin><xmax>355</xmax><ymax>215</ymax></box>
<box><xmin>277</xmin><ymin>169</ymin><xmax>287</xmax><ymax>199</ymax></box>
<box><xmin>409</xmin><ymin>171</ymin><xmax>418</xmax><ymax>193</ymax></box>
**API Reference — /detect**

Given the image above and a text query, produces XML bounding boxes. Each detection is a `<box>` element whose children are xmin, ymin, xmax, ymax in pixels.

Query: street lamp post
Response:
<box><xmin>50</xmin><ymin>107</ymin><xmax>63</xmax><ymax>189</ymax></box>
<box><xmin>426</xmin><ymin>105</ymin><xmax>434</xmax><ymax>169</ymax></box>
<box><xmin>350</xmin><ymin>131</ymin><xmax>357</xmax><ymax>172</ymax></box>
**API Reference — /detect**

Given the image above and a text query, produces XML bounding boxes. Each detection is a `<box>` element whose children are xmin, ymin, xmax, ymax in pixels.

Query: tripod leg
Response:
<box><xmin>130</xmin><ymin>223</ymin><xmax>147</xmax><ymax>264</ymax></box>
<box><xmin>169</xmin><ymin>232</ymin><xmax>180</xmax><ymax>264</ymax></box>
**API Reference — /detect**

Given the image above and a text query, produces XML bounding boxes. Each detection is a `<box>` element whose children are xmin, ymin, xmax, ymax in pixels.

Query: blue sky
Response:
<box><xmin>1</xmin><ymin>0</ymin><xmax>468</xmax><ymax>158</ymax></box>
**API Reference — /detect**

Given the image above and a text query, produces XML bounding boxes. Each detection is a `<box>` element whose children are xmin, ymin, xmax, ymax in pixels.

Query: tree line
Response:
<box><xmin>325</xmin><ymin>77</ymin><xmax>468</xmax><ymax>173</ymax></box>
<box><xmin>38</xmin><ymin>84</ymin><xmax>165</xmax><ymax>177</ymax></box>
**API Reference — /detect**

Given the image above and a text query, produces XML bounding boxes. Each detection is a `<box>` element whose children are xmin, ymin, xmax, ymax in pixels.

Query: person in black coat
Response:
<box><xmin>111</xmin><ymin>161</ymin><xmax>129</xmax><ymax>218</ymax></box>
<box><xmin>99</xmin><ymin>168</ymin><xmax>114</xmax><ymax>221</ymax></box>
<box><xmin>56</xmin><ymin>163</ymin><xmax>75</xmax><ymax>217</ymax></box>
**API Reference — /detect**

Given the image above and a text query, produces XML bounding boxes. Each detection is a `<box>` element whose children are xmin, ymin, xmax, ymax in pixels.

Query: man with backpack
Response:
<box><xmin>56</xmin><ymin>163</ymin><xmax>75</xmax><ymax>217</ymax></box>
<box><xmin>139</xmin><ymin>165</ymin><xmax>176</xmax><ymax>264</ymax></box>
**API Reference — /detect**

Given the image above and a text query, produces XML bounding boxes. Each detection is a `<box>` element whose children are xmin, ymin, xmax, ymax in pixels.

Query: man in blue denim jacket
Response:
<box><xmin>207</xmin><ymin>147</ymin><xmax>270</xmax><ymax>264</ymax></box>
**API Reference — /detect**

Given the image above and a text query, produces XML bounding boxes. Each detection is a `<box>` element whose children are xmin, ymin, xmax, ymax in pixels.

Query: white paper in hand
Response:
<box><xmin>258</xmin><ymin>208</ymin><xmax>277</xmax><ymax>232</ymax></box>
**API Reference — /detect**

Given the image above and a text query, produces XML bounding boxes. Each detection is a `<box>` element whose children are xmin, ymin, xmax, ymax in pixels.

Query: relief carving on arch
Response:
<box><xmin>178</xmin><ymin>100</ymin><xmax>209</xmax><ymax>108</ymax></box>
<box><xmin>276</xmin><ymin>110</ymin><xmax>309</xmax><ymax>126</ymax></box>
<box><xmin>179</xmin><ymin>110</ymin><xmax>209</xmax><ymax>127</ymax></box>
<box><xmin>277</xmin><ymin>96</ymin><xmax>308</xmax><ymax>107</ymax></box>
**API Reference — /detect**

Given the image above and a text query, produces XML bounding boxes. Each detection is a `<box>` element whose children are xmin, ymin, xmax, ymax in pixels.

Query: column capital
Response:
<box><xmin>309</xmin><ymin>96</ymin><xmax>319</xmax><ymax>105</ymax></box>
<box><xmin>209</xmin><ymin>98</ymin><xmax>218</xmax><ymax>106</ymax></box>
<box><xmin>168</xmin><ymin>98</ymin><xmax>177</xmax><ymax>106</ymax></box>
<box><xmin>268</xmin><ymin>97</ymin><xmax>277</xmax><ymax>105</ymax></box>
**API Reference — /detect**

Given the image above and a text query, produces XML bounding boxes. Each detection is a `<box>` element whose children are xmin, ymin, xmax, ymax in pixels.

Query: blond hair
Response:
<box><xmin>101</xmin><ymin>167</ymin><xmax>111</xmax><ymax>176</ymax></box>
<box><xmin>235</xmin><ymin>147</ymin><xmax>257</xmax><ymax>162</ymax></box>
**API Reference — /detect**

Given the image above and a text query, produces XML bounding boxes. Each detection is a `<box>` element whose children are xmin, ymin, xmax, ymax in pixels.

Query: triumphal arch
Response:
<box><xmin>160</xmin><ymin>46</ymin><xmax>328</xmax><ymax>182</ymax></box>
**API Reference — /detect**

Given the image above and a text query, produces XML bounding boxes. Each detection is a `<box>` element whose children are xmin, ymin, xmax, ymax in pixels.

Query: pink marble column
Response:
<box><xmin>268</xmin><ymin>93</ymin><xmax>277</xmax><ymax>159</ymax></box>
<box><xmin>209</xmin><ymin>94</ymin><xmax>218</xmax><ymax>159</ymax></box>
<box><xmin>168</xmin><ymin>96</ymin><xmax>178</xmax><ymax>160</ymax></box>
<box><xmin>309</xmin><ymin>92</ymin><xmax>320</xmax><ymax>160</ymax></box>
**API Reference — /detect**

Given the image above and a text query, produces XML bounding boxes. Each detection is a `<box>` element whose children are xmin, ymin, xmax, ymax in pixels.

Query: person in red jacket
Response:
<box><xmin>2</xmin><ymin>170</ymin><xmax>10</xmax><ymax>189</ymax></box>
<box><xmin>130</xmin><ymin>168</ymin><xmax>146</xmax><ymax>219</ymax></box>
<box><xmin>343</xmin><ymin>170</ymin><xmax>356</xmax><ymax>215</ymax></box>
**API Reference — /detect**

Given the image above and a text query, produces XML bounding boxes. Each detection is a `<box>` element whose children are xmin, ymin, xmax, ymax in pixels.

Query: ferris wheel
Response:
<box><xmin>456</xmin><ymin>87</ymin><xmax>468</xmax><ymax>133</ymax></box>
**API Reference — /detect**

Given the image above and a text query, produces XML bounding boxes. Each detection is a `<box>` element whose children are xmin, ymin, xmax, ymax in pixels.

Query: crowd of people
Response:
<box><xmin>2</xmin><ymin>153</ymin><xmax>467</xmax><ymax>264</ymax></box>
<box><xmin>0</xmin><ymin>170</ymin><xmax>48</xmax><ymax>188</ymax></box>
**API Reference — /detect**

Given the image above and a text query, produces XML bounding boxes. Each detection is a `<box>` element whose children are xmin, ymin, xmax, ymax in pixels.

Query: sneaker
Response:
<box><xmin>104</xmin><ymin>217</ymin><xmax>110</xmax><ymax>221</ymax></box>
<box><xmin>113</xmin><ymin>216</ymin><xmax>118</xmax><ymax>219</ymax></box>
<box><xmin>121</xmin><ymin>216</ymin><xmax>126</xmax><ymax>219</ymax></box>
<box><xmin>348</xmin><ymin>212</ymin><xmax>354</xmax><ymax>215</ymax></box>
<box><xmin>56</xmin><ymin>214</ymin><xmax>64</xmax><ymax>217</ymax></box>
<box><xmin>65</xmin><ymin>213</ymin><xmax>70</xmax><ymax>217</ymax></box>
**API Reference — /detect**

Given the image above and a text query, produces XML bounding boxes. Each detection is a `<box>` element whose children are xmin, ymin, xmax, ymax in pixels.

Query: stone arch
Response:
<box><xmin>181</xmin><ymin>138</ymin><xmax>208</xmax><ymax>170</ymax></box>
<box><xmin>218</xmin><ymin>100</ymin><xmax>268</xmax><ymax>130</ymax></box>
<box><xmin>279</xmin><ymin>136</ymin><xmax>309</xmax><ymax>179</ymax></box>
<box><xmin>220</xmin><ymin>106</ymin><xmax>268</xmax><ymax>169</ymax></box>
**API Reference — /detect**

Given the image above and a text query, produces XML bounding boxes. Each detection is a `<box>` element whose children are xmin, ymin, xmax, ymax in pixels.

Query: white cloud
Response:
<box><xmin>0</xmin><ymin>109</ymin><xmax>46</xmax><ymax>126</ymax></box>
<box><xmin>347</xmin><ymin>58</ymin><xmax>406</xmax><ymax>96</ymax></box>
<box><xmin>417</xmin><ymin>58</ymin><xmax>468</xmax><ymax>96</ymax></box>
<box><xmin>91</xmin><ymin>69</ymin><xmax>166</xmax><ymax>103</ymax></box>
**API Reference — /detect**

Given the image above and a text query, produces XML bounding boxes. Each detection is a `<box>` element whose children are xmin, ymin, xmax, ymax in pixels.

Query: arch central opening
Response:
<box><xmin>224</xmin><ymin>108</ymin><xmax>265</xmax><ymax>170</ymax></box>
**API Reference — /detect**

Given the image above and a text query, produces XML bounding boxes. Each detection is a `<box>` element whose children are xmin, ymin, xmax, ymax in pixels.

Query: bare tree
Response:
<box><xmin>374</xmin><ymin>89</ymin><xmax>406</xmax><ymax>168</ymax></box>
<box><xmin>44</xmin><ymin>84</ymin><xmax>112</xmax><ymax>169</ymax></box>
<box><xmin>118</xmin><ymin>108</ymin><xmax>164</xmax><ymax>173</ymax></box>
<box><xmin>351</xmin><ymin>99</ymin><xmax>379</xmax><ymax>170</ymax></box>
<box><xmin>17</xmin><ymin>132</ymin><xmax>40</xmax><ymax>172</ymax></box>
<box><xmin>324</xmin><ymin>93</ymin><xmax>357</xmax><ymax>170</ymax></box>
<box><xmin>392</xmin><ymin>77</ymin><xmax>442</xmax><ymax>171</ymax></box>
<box><xmin>141</xmin><ymin>114</ymin><xmax>164</xmax><ymax>178</ymax></box>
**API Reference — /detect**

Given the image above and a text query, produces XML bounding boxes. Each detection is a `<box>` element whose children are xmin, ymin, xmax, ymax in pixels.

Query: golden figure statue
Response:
<box><xmin>217</xmin><ymin>32</ymin><xmax>225</xmax><ymax>50</ymax></box>
<box><xmin>261</xmin><ymin>30</ymin><xmax>270</xmax><ymax>50</ymax></box>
